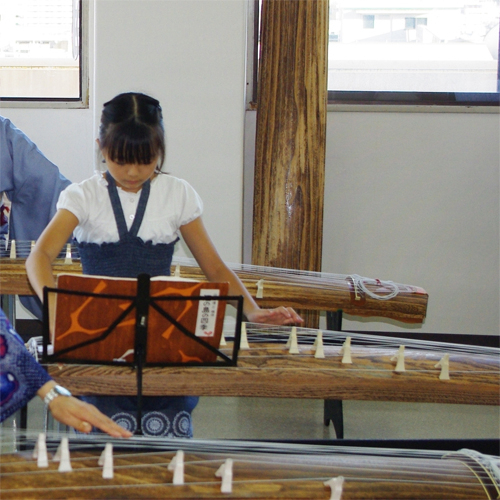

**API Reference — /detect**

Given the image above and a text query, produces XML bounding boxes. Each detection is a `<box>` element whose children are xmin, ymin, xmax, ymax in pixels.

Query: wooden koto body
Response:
<box><xmin>0</xmin><ymin>256</ymin><xmax>428</xmax><ymax>323</ymax></box>
<box><xmin>46</xmin><ymin>335</ymin><xmax>500</xmax><ymax>406</ymax></box>
<box><xmin>1</xmin><ymin>434</ymin><xmax>498</xmax><ymax>499</ymax></box>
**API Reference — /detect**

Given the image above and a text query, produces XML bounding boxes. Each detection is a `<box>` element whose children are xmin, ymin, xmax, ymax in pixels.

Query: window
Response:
<box><xmin>0</xmin><ymin>0</ymin><xmax>87</xmax><ymax>107</ymax></box>
<box><xmin>250</xmin><ymin>0</ymin><xmax>500</xmax><ymax>109</ymax></box>
<box><xmin>328</xmin><ymin>1</ymin><xmax>500</xmax><ymax>107</ymax></box>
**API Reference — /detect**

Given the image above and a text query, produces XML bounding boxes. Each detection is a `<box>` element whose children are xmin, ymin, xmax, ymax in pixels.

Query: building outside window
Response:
<box><xmin>363</xmin><ymin>14</ymin><xmax>375</xmax><ymax>29</ymax></box>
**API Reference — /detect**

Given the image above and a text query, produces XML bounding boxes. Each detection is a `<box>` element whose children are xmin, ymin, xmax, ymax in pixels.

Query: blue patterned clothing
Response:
<box><xmin>81</xmin><ymin>395</ymin><xmax>198</xmax><ymax>437</ymax></box>
<box><xmin>0</xmin><ymin>309</ymin><xmax>51</xmax><ymax>422</ymax></box>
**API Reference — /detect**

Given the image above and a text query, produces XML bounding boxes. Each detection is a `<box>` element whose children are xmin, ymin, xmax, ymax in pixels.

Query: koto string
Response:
<box><xmin>2</xmin><ymin>241</ymin><xmax>417</xmax><ymax>300</ymax></box>
<box><xmin>0</xmin><ymin>434</ymin><xmax>498</xmax><ymax>498</ymax></box>
<box><xmin>1</xmin><ymin>430</ymin><xmax>495</xmax><ymax>492</ymax></box>
<box><xmin>240</xmin><ymin>323</ymin><xmax>499</xmax><ymax>358</ymax></box>
<box><xmin>28</xmin><ymin>322</ymin><xmax>499</xmax><ymax>380</ymax></box>
<box><xmin>0</xmin><ymin>429</ymin><xmax>492</xmax><ymax>461</ymax></box>
<box><xmin>28</xmin><ymin>321</ymin><xmax>499</xmax><ymax>358</ymax></box>
<box><xmin>173</xmin><ymin>256</ymin><xmax>408</xmax><ymax>298</ymax></box>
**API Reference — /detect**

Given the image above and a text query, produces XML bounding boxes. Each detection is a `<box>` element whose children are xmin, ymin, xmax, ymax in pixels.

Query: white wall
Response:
<box><xmin>94</xmin><ymin>0</ymin><xmax>247</xmax><ymax>263</ymax></box>
<box><xmin>323</xmin><ymin>111</ymin><xmax>499</xmax><ymax>335</ymax></box>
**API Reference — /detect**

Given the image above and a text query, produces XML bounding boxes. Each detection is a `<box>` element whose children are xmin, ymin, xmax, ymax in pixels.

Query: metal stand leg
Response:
<box><xmin>324</xmin><ymin>310</ymin><xmax>344</xmax><ymax>438</ymax></box>
<box><xmin>20</xmin><ymin>405</ymin><xmax>28</xmax><ymax>429</ymax></box>
<box><xmin>323</xmin><ymin>399</ymin><xmax>343</xmax><ymax>438</ymax></box>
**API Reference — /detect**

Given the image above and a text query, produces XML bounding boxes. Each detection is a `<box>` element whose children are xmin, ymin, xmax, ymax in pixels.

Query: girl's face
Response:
<box><xmin>103</xmin><ymin>154</ymin><xmax>158</xmax><ymax>193</ymax></box>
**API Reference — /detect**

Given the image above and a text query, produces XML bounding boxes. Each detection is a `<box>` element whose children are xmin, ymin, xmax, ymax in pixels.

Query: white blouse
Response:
<box><xmin>57</xmin><ymin>172</ymin><xmax>203</xmax><ymax>245</ymax></box>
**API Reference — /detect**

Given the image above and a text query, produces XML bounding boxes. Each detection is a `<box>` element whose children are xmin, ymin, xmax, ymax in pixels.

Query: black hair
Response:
<box><xmin>99</xmin><ymin>92</ymin><xmax>166</xmax><ymax>169</ymax></box>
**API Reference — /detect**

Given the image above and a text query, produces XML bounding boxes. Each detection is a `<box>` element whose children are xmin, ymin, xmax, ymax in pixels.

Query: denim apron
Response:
<box><xmin>77</xmin><ymin>172</ymin><xmax>198</xmax><ymax>437</ymax></box>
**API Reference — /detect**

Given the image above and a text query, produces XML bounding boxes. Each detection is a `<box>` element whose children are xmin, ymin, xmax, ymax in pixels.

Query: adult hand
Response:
<box><xmin>37</xmin><ymin>382</ymin><xmax>132</xmax><ymax>437</ymax></box>
<box><xmin>48</xmin><ymin>396</ymin><xmax>133</xmax><ymax>437</ymax></box>
<box><xmin>246</xmin><ymin>306</ymin><xmax>303</xmax><ymax>326</ymax></box>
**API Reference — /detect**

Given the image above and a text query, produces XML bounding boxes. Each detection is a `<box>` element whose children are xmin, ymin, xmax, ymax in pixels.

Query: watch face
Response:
<box><xmin>55</xmin><ymin>386</ymin><xmax>72</xmax><ymax>397</ymax></box>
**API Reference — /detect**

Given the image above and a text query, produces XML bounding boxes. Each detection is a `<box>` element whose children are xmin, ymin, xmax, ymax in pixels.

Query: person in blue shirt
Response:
<box><xmin>0</xmin><ymin>116</ymin><xmax>71</xmax><ymax>319</ymax></box>
<box><xmin>0</xmin><ymin>307</ymin><xmax>131</xmax><ymax>437</ymax></box>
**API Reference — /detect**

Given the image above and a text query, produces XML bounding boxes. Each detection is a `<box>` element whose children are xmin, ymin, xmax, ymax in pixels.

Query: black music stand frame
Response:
<box><xmin>42</xmin><ymin>273</ymin><xmax>243</xmax><ymax>435</ymax></box>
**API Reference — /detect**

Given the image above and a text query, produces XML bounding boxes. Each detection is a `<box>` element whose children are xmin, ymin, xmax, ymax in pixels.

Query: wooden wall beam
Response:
<box><xmin>253</xmin><ymin>0</ymin><xmax>328</xmax><ymax>278</ymax></box>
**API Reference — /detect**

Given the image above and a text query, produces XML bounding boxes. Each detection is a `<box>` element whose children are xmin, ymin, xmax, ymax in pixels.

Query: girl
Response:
<box><xmin>26</xmin><ymin>92</ymin><xmax>302</xmax><ymax>437</ymax></box>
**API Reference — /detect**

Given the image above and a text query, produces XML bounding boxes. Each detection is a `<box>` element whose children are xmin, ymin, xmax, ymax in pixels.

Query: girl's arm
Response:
<box><xmin>24</xmin><ymin>211</ymin><xmax>132</xmax><ymax>437</ymax></box>
<box><xmin>25</xmin><ymin>208</ymin><xmax>79</xmax><ymax>301</ymax></box>
<box><xmin>180</xmin><ymin>217</ymin><xmax>302</xmax><ymax>326</ymax></box>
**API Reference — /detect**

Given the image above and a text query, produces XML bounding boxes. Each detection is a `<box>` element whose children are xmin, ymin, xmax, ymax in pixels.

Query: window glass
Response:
<box><xmin>328</xmin><ymin>0</ymin><xmax>500</xmax><ymax>106</ymax></box>
<box><xmin>0</xmin><ymin>0</ymin><xmax>81</xmax><ymax>101</ymax></box>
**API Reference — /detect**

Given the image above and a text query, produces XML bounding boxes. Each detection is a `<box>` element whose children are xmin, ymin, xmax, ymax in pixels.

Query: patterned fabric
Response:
<box><xmin>81</xmin><ymin>395</ymin><xmax>198</xmax><ymax>437</ymax></box>
<box><xmin>76</xmin><ymin>171</ymin><xmax>198</xmax><ymax>437</ymax></box>
<box><xmin>0</xmin><ymin>309</ymin><xmax>52</xmax><ymax>422</ymax></box>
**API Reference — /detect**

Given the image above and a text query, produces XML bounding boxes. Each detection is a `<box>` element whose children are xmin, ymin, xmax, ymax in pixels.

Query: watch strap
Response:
<box><xmin>43</xmin><ymin>385</ymin><xmax>72</xmax><ymax>405</ymax></box>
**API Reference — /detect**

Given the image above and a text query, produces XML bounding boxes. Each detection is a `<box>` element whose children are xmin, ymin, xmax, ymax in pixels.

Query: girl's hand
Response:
<box><xmin>246</xmin><ymin>307</ymin><xmax>303</xmax><ymax>326</ymax></box>
<box><xmin>180</xmin><ymin>218</ymin><xmax>303</xmax><ymax>327</ymax></box>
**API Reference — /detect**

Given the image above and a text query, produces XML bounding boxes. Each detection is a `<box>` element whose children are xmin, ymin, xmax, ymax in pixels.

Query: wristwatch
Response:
<box><xmin>43</xmin><ymin>385</ymin><xmax>72</xmax><ymax>405</ymax></box>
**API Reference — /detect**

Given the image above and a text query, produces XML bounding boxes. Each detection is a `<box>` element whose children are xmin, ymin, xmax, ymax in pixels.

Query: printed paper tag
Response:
<box><xmin>195</xmin><ymin>289</ymin><xmax>220</xmax><ymax>337</ymax></box>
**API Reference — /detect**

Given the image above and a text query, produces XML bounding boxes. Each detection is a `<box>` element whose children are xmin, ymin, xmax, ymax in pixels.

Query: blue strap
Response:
<box><xmin>130</xmin><ymin>180</ymin><xmax>150</xmax><ymax>238</ymax></box>
<box><xmin>105</xmin><ymin>172</ymin><xmax>151</xmax><ymax>240</ymax></box>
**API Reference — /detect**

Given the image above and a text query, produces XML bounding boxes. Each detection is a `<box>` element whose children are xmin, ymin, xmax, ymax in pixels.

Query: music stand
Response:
<box><xmin>42</xmin><ymin>273</ymin><xmax>243</xmax><ymax>434</ymax></box>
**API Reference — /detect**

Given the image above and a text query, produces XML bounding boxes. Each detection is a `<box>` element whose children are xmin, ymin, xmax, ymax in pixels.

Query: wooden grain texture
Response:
<box><xmin>0</xmin><ymin>259</ymin><xmax>428</xmax><ymax>323</ymax></box>
<box><xmin>252</xmin><ymin>0</ymin><xmax>328</xmax><ymax>275</ymax></box>
<box><xmin>46</xmin><ymin>343</ymin><xmax>500</xmax><ymax>405</ymax></box>
<box><xmin>0</xmin><ymin>445</ymin><xmax>491</xmax><ymax>499</ymax></box>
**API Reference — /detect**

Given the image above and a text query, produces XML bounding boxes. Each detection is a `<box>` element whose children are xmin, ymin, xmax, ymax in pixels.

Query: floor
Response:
<box><xmin>193</xmin><ymin>397</ymin><xmax>500</xmax><ymax>441</ymax></box>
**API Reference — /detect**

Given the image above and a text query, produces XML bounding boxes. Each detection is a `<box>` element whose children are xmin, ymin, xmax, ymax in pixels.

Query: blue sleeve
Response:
<box><xmin>0</xmin><ymin>309</ymin><xmax>52</xmax><ymax>422</ymax></box>
<box><xmin>0</xmin><ymin>116</ymin><xmax>71</xmax><ymax>245</ymax></box>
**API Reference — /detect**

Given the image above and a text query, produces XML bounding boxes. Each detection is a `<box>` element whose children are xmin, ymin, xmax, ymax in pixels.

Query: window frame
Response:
<box><xmin>328</xmin><ymin>89</ymin><xmax>500</xmax><ymax>110</ymax></box>
<box><xmin>0</xmin><ymin>0</ymin><xmax>89</xmax><ymax>109</ymax></box>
